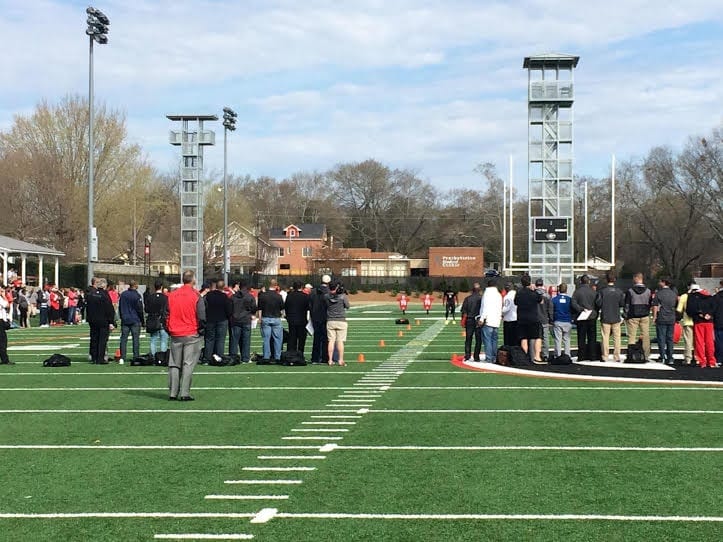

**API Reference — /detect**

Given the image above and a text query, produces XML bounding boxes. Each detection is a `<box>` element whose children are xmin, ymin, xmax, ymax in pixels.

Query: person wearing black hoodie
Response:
<box><xmin>572</xmin><ymin>275</ymin><xmax>598</xmax><ymax>360</ymax></box>
<box><xmin>230</xmin><ymin>280</ymin><xmax>257</xmax><ymax>363</ymax></box>
<box><xmin>460</xmin><ymin>283</ymin><xmax>482</xmax><ymax>362</ymax></box>
<box><xmin>309</xmin><ymin>275</ymin><xmax>331</xmax><ymax>364</ymax></box>
<box><xmin>652</xmin><ymin>278</ymin><xmax>678</xmax><ymax>364</ymax></box>
<box><xmin>204</xmin><ymin>280</ymin><xmax>232</xmax><ymax>361</ymax></box>
<box><xmin>595</xmin><ymin>272</ymin><xmax>625</xmax><ymax>362</ymax></box>
<box><xmin>624</xmin><ymin>273</ymin><xmax>652</xmax><ymax>360</ymax></box>
<box><xmin>285</xmin><ymin>281</ymin><xmax>311</xmax><ymax>356</ymax></box>
<box><xmin>713</xmin><ymin>280</ymin><xmax>723</xmax><ymax>367</ymax></box>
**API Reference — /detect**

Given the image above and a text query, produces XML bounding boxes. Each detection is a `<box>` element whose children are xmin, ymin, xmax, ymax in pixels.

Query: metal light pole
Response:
<box><xmin>221</xmin><ymin>107</ymin><xmax>237</xmax><ymax>285</ymax></box>
<box><xmin>85</xmin><ymin>6</ymin><xmax>110</xmax><ymax>287</ymax></box>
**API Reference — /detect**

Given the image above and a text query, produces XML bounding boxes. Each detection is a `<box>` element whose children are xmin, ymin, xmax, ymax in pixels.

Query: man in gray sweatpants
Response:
<box><xmin>166</xmin><ymin>271</ymin><xmax>206</xmax><ymax>401</ymax></box>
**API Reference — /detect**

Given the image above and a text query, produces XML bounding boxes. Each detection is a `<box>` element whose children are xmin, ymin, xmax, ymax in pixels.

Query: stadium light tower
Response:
<box><xmin>222</xmin><ymin>107</ymin><xmax>237</xmax><ymax>285</ymax></box>
<box><xmin>85</xmin><ymin>6</ymin><xmax>110</xmax><ymax>287</ymax></box>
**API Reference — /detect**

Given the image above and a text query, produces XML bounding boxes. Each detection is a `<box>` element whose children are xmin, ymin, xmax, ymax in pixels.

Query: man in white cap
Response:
<box><xmin>309</xmin><ymin>275</ymin><xmax>331</xmax><ymax>364</ymax></box>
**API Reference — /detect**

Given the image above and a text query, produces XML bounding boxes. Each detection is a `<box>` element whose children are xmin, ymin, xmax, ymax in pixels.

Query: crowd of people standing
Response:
<box><xmin>459</xmin><ymin>274</ymin><xmax>723</xmax><ymax>367</ymax></box>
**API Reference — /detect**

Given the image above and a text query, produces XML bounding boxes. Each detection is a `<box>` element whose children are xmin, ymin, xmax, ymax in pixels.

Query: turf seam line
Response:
<box><xmin>154</xmin><ymin>535</ymin><xmax>253</xmax><ymax>540</ymax></box>
<box><xmin>204</xmin><ymin>495</ymin><xmax>289</xmax><ymax>500</ymax></box>
<box><xmin>223</xmin><ymin>480</ymin><xmax>302</xmax><ymax>485</ymax></box>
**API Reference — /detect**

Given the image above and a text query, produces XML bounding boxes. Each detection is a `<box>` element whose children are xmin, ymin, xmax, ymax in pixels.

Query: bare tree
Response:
<box><xmin>0</xmin><ymin>95</ymin><xmax>152</xmax><ymax>260</ymax></box>
<box><xmin>617</xmin><ymin>147</ymin><xmax>716</xmax><ymax>281</ymax></box>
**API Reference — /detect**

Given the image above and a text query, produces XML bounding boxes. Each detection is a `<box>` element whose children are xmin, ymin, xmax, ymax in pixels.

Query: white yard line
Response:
<box><xmin>1</xmin><ymin>511</ymin><xmax>719</xmax><ymax>524</ymax></box>
<box><xmin>309</xmin><ymin>415</ymin><xmax>362</xmax><ymax>419</ymax></box>
<box><xmin>389</xmin><ymin>386</ymin><xmax>723</xmax><ymax>390</ymax></box>
<box><xmin>281</xmin><ymin>437</ymin><xmax>345</xmax><ymax>441</ymax></box>
<box><xmin>256</xmin><ymin>456</ymin><xmax>326</xmax><ymax>460</ymax></box>
<box><xmin>0</xmin><ymin>386</ymin><xmax>360</xmax><ymax>392</ymax></box>
<box><xmin>301</xmin><ymin>422</ymin><xmax>356</xmax><ymax>425</ymax></box>
<box><xmin>0</xmin><ymin>512</ymin><xmax>256</xmax><ymax>518</ymax></box>
<box><xmin>290</xmin><ymin>428</ymin><xmax>349</xmax><ymax>432</ymax></box>
<box><xmin>242</xmin><ymin>467</ymin><xmax>316</xmax><ymax>472</ymax></box>
<box><xmin>1</xmin><ymin>385</ymin><xmax>719</xmax><ymax>392</ymax></box>
<box><xmin>0</xmin><ymin>409</ymin><xmax>358</xmax><ymax>414</ymax></box>
<box><xmin>3</xmin><ymin>444</ymin><xmax>717</xmax><ymax>451</ymax></box>
<box><xmin>223</xmin><ymin>480</ymin><xmax>302</xmax><ymax>485</ymax></box>
<box><xmin>0</xmin><ymin>445</ymin><xmax>319</xmax><ymax>450</ymax></box>
<box><xmin>204</xmin><ymin>495</ymin><xmax>288</xmax><ymax>501</ymax></box>
<box><xmin>273</xmin><ymin>512</ymin><xmax>723</xmax><ymax>523</ymax></box>
<box><xmin>334</xmin><ymin>445</ymin><xmax>723</xmax><ymax>452</ymax></box>
<box><xmin>366</xmin><ymin>409</ymin><xmax>723</xmax><ymax>414</ymax></box>
<box><xmin>154</xmin><ymin>535</ymin><xmax>253</xmax><ymax>540</ymax></box>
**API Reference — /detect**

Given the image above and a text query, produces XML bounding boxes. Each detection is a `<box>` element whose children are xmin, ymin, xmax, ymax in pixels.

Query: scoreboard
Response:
<box><xmin>533</xmin><ymin>217</ymin><xmax>569</xmax><ymax>242</ymax></box>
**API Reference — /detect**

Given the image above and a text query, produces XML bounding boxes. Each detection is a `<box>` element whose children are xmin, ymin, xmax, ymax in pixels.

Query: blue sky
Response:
<box><xmin>1</xmin><ymin>0</ymin><xmax>721</xmax><ymax>192</ymax></box>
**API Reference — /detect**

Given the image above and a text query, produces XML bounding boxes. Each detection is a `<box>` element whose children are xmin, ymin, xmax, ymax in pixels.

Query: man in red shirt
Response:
<box><xmin>166</xmin><ymin>270</ymin><xmax>206</xmax><ymax>401</ymax></box>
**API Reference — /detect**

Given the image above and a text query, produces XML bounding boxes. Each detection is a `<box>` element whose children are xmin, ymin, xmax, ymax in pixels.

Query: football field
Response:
<box><xmin>1</xmin><ymin>303</ymin><xmax>721</xmax><ymax>541</ymax></box>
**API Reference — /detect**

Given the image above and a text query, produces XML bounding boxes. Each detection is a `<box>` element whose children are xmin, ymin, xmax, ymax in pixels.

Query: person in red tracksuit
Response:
<box><xmin>686</xmin><ymin>284</ymin><xmax>716</xmax><ymax>368</ymax></box>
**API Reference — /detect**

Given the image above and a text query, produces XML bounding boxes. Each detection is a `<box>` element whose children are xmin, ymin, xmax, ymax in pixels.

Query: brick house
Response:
<box><xmin>268</xmin><ymin>224</ymin><xmax>328</xmax><ymax>276</ymax></box>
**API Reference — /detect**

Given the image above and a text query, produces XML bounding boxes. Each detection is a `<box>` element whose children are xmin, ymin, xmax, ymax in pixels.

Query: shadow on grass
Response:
<box><xmin>123</xmin><ymin>389</ymin><xmax>168</xmax><ymax>400</ymax></box>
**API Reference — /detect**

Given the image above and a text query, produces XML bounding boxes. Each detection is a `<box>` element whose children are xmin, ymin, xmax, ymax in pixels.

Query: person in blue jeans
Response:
<box><xmin>145</xmin><ymin>279</ymin><xmax>169</xmax><ymax>364</ymax></box>
<box><xmin>257</xmin><ymin>280</ymin><xmax>285</xmax><ymax>362</ymax></box>
<box><xmin>652</xmin><ymin>278</ymin><xmax>677</xmax><ymax>364</ymax></box>
<box><xmin>118</xmin><ymin>281</ymin><xmax>144</xmax><ymax>363</ymax></box>
<box><xmin>230</xmin><ymin>280</ymin><xmax>257</xmax><ymax>363</ymax></box>
<box><xmin>203</xmin><ymin>280</ymin><xmax>232</xmax><ymax>361</ymax></box>
<box><xmin>478</xmin><ymin>278</ymin><xmax>502</xmax><ymax>362</ymax></box>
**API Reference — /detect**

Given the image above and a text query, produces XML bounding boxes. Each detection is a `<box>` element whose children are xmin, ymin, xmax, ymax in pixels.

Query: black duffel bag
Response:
<box><xmin>43</xmin><ymin>354</ymin><xmax>71</xmax><ymax>367</ymax></box>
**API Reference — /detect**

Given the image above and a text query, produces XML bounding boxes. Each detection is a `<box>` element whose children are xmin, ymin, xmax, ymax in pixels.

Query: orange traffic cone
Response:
<box><xmin>460</xmin><ymin>330</ymin><xmax>466</xmax><ymax>337</ymax></box>
<box><xmin>415</xmin><ymin>319</ymin><xmax>421</xmax><ymax>326</ymax></box>
<box><xmin>379</xmin><ymin>339</ymin><xmax>385</xmax><ymax>347</ymax></box>
<box><xmin>398</xmin><ymin>330</ymin><xmax>404</xmax><ymax>337</ymax></box>
<box><xmin>357</xmin><ymin>353</ymin><xmax>365</xmax><ymax>362</ymax></box>
<box><xmin>406</xmin><ymin>324</ymin><xmax>412</xmax><ymax>331</ymax></box>
<box><xmin>114</xmin><ymin>348</ymin><xmax>121</xmax><ymax>361</ymax></box>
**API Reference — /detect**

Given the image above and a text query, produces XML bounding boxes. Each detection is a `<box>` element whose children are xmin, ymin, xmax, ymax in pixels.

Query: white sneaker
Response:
<box><xmin>118</xmin><ymin>358</ymin><xmax>125</xmax><ymax>365</ymax></box>
<box><xmin>87</xmin><ymin>354</ymin><xmax>92</xmax><ymax>361</ymax></box>
<box><xmin>480</xmin><ymin>354</ymin><xmax>486</xmax><ymax>361</ymax></box>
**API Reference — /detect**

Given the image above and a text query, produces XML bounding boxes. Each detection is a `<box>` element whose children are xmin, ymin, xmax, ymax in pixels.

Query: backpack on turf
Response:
<box><xmin>550</xmin><ymin>353</ymin><xmax>572</xmax><ymax>365</ymax></box>
<box><xmin>625</xmin><ymin>340</ymin><xmax>646</xmax><ymax>363</ymax></box>
<box><xmin>43</xmin><ymin>354</ymin><xmax>71</xmax><ymax>367</ymax></box>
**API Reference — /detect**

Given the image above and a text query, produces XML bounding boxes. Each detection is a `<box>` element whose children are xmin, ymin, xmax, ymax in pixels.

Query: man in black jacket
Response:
<box><xmin>86</xmin><ymin>278</ymin><xmax>115</xmax><ymax>364</ymax></box>
<box><xmin>572</xmin><ymin>275</ymin><xmax>598</xmax><ymax>360</ymax></box>
<box><xmin>257</xmin><ymin>279</ymin><xmax>285</xmax><ymax>363</ymax></box>
<box><xmin>596</xmin><ymin>272</ymin><xmax>625</xmax><ymax>362</ymax></box>
<box><xmin>230</xmin><ymin>280</ymin><xmax>257</xmax><ymax>363</ymax></box>
<box><xmin>285</xmin><ymin>281</ymin><xmax>310</xmax><ymax>357</ymax></box>
<box><xmin>309</xmin><ymin>275</ymin><xmax>331</xmax><ymax>364</ymax></box>
<box><xmin>145</xmin><ymin>279</ymin><xmax>169</xmax><ymax>364</ymax></box>
<box><xmin>514</xmin><ymin>275</ymin><xmax>544</xmax><ymax>363</ymax></box>
<box><xmin>535</xmin><ymin>279</ymin><xmax>554</xmax><ymax>359</ymax></box>
<box><xmin>460</xmin><ymin>283</ymin><xmax>482</xmax><ymax>362</ymax></box>
<box><xmin>204</xmin><ymin>280</ymin><xmax>232</xmax><ymax>361</ymax></box>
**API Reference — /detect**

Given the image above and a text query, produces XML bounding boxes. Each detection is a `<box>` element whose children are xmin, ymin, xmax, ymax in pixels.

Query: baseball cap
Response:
<box><xmin>535</xmin><ymin>278</ymin><xmax>544</xmax><ymax>287</ymax></box>
<box><xmin>321</xmin><ymin>274</ymin><xmax>331</xmax><ymax>284</ymax></box>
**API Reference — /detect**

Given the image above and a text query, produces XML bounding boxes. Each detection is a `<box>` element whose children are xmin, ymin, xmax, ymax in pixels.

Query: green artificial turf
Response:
<box><xmin>0</xmin><ymin>306</ymin><xmax>721</xmax><ymax>541</ymax></box>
